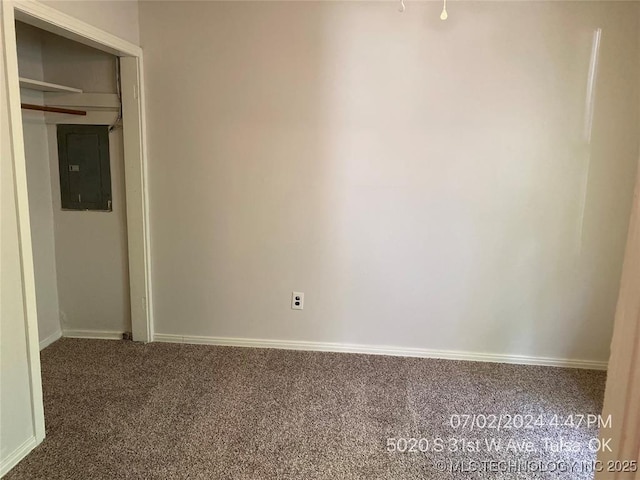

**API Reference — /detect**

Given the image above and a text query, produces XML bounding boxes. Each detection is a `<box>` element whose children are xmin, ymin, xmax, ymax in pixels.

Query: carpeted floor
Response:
<box><xmin>6</xmin><ymin>339</ymin><xmax>606</xmax><ymax>479</ymax></box>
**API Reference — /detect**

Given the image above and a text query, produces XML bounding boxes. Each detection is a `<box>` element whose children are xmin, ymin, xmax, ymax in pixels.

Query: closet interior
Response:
<box><xmin>16</xmin><ymin>21</ymin><xmax>131</xmax><ymax>348</ymax></box>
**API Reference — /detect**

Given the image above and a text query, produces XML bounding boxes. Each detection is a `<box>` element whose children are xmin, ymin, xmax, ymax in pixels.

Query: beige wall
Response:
<box><xmin>139</xmin><ymin>1</ymin><xmax>639</xmax><ymax>363</ymax></box>
<box><xmin>22</xmin><ymin>116</ymin><xmax>62</xmax><ymax>344</ymax></box>
<box><xmin>40</xmin><ymin>31</ymin><xmax>117</xmax><ymax>93</ymax></box>
<box><xmin>1</xmin><ymin>1</ymin><xmax>139</xmax><ymax>472</ymax></box>
<box><xmin>15</xmin><ymin>21</ymin><xmax>44</xmax><ymax>81</ymax></box>
<box><xmin>39</xmin><ymin>0</ymin><xmax>139</xmax><ymax>45</ymax></box>
<box><xmin>16</xmin><ymin>22</ymin><xmax>62</xmax><ymax>347</ymax></box>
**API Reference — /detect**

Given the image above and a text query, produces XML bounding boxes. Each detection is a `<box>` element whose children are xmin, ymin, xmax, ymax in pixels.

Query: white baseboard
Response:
<box><xmin>62</xmin><ymin>329</ymin><xmax>123</xmax><ymax>340</ymax></box>
<box><xmin>153</xmin><ymin>334</ymin><xmax>608</xmax><ymax>371</ymax></box>
<box><xmin>39</xmin><ymin>330</ymin><xmax>62</xmax><ymax>350</ymax></box>
<box><xmin>0</xmin><ymin>436</ymin><xmax>38</xmax><ymax>477</ymax></box>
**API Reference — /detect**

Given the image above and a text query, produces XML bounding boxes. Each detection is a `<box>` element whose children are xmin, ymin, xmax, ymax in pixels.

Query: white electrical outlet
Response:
<box><xmin>291</xmin><ymin>292</ymin><xmax>304</xmax><ymax>310</ymax></box>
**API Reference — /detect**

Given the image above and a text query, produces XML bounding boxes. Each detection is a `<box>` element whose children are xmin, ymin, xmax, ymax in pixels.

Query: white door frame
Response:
<box><xmin>1</xmin><ymin>0</ymin><xmax>153</xmax><ymax>439</ymax></box>
<box><xmin>596</xmin><ymin>158</ymin><xmax>640</xmax><ymax>479</ymax></box>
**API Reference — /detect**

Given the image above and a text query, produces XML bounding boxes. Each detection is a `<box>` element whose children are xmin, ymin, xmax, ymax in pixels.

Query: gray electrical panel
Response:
<box><xmin>57</xmin><ymin>124</ymin><xmax>112</xmax><ymax>211</ymax></box>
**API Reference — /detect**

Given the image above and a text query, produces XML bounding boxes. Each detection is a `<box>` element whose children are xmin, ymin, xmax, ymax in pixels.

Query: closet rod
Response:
<box><xmin>21</xmin><ymin>103</ymin><xmax>86</xmax><ymax>116</ymax></box>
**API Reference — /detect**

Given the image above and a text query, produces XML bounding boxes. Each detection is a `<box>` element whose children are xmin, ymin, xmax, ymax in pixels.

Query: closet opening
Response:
<box><xmin>4</xmin><ymin>1</ymin><xmax>152</xmax><ymax>364</ymax></box>
<box><xmin>3</xmin><ymin>0</ymin><xmax>152</xmax><ymax>446</ymax></box>
<box><xmin>16</xmin><ymin>20</ymin><xmax>133</xmax><ymax>346</ymax></box>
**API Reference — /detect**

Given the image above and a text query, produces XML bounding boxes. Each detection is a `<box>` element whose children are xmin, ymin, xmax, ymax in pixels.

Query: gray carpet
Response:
<box><xmin>6</xmin><ymin>338</ymin><xmax>606</xmax><ymax>479</ymax></box>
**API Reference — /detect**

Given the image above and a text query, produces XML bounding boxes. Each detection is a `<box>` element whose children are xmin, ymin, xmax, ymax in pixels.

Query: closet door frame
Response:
<box><xmin>1</xmin><ymin>0</ymin><xmax>154</xmax><ymax>444</ymax></box>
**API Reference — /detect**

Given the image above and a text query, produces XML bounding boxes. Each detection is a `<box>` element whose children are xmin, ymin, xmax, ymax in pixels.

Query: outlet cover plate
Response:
<box><xmin>291</xmin><ymin>292</ymin><xmax>304</xmax><ymax>310</ymax></box>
